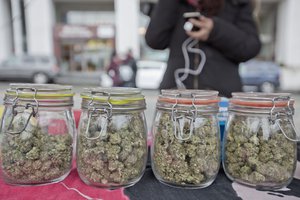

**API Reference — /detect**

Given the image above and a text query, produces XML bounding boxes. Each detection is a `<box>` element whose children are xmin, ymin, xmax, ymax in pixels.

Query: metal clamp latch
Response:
<box><xmin>6</xmin><ymin>88</ymin><xmax>39</xmax><ymax>135</ymax></box>
<box><xmin>171</xmin><ymin>94</ymin><xmax>197</xmax><ymax>141</ymax></box>
<box><xmin>270</xmin><ymin>96</ymin><xmax>299</xmax><ymax>142</ymax></box>
<box><xmin>84</xmin><ymin>91</ymin><xmax>112</xmax><ymax>140</ymax></box>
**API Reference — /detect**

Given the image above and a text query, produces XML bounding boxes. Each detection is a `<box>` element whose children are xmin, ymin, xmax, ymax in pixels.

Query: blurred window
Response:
<box><xmin>39</xmin><ymin>57</ymin><xmax>51</xmax><ymax>63</ymax></box>
<box><xmin>4</xmin><ymin>57</ymin><xmax>20</xmax><ymax>66</ymax></box>
<box><xmin>22</xmin><ymin>56</ymin><xmax>35</xmax><ymax>64</ymax></box>
<box><xmin>66</xmin><ymin>11</ymin><xmax>115</xmax><ymax>25</ymax></box>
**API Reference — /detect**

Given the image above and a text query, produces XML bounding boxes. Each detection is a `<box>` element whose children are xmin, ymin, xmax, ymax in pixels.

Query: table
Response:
<box><xmin>1</xmin><ymin>151</ymin><xmax>300</xmax><ymax>200</ymax></box>
<box><xmin>125</xmin><ymin>163</ymin><xmax>300</xmax><ymax>200</ymax></box>
<box><xmin>0</xmin><ymin>108</ymin><xmax>300</xmax><ymax>200</ymax></box>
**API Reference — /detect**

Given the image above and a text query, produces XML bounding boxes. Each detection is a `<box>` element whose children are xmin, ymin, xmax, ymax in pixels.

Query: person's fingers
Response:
<box><xmin>186</xmin><ymin>16</ymin><xmax>213</xmax><ymax>41</ymax></box>
<box><xmin>189</xmin><ymin>17</ymin><xmax>213</xmax><ymax>29</ymax></box>
<box><xmin>189</xmin><ymin>18</ymin><xmax>206</xmax><ymax>28</ymax></box>
<box><xmin>199</xmin><ymin>15</ymin><xmax>208</xmax><ymax>21</ymax></box>
<box><xmin>186</xmin><ymin>30</ymin><xmax>205</xmax><ymax>38</ymax></box>
<box><xmin>186</xmin><ymin>31</ymin><xmax>197</xmax><ymax>38</ymax></box>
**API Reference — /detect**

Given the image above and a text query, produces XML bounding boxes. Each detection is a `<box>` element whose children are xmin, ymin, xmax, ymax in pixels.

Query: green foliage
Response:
<box><xmin>77</xmin><ymin>114</ymin><xmax>147</xmax><ymax>185</ymax></box>
<box><xmin>224</xmin><ymin>115</ymin><xmax>297</xmax><ymax>185</ymax></box>
<box><xmin>152</xmin><ymin>112</ymin><xmax>220</xmax><ymax>186</ymax></box>
<box><xmin>0</xmin><ymin>112</ymin><xmax>73</xmax><ymax>183</ymax></box>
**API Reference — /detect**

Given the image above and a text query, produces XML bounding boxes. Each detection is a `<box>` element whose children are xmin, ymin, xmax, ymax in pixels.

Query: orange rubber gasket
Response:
<box><xmin>230</xmin><ymin>99</ymin><xmax>295</xmax><ymax>107</ymax></box>
<box><xmin>158</xmin><ymin>97</ymin><xmax>220</xmax><ymax>105</ymax></box>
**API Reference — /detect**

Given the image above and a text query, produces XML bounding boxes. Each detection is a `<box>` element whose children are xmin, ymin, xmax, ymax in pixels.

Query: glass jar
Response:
<box><xmin>223</xmin><ymin>92</ymin><xmax>299</xmax><ymax>189</ymax></box>
<box><xmin>0</xmin><ymin>84</ymin><xmax>75</xmax><ymax>185</ymax></box>
<box><xmin>151</xmin><ymin>90</ymin><xmax>221</xmax><ymax>189</ymax></box>
<box><xmin>77</xmin><ymin>87</ymin><xmax>148</xmax><ymax>189</ymax></box>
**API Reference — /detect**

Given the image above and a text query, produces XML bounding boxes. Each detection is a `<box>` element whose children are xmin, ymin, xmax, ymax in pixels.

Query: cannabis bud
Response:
<box><xmin>152</xmin><ymin>112</ymin><xmax>220</xmax><ymax>187</ymax></box>
<box><xmin>0</xmin><ymin>110</ymin><xmax>73</xmax><ymax>184</ymax></box>
<box><xmin>77</xmin><ymin>113</ymin><xmax>147</xmax><ymax>187</ymax></box>
<box><xmin>224</xmin><ymin>115</ymin><xmax>297</xmax><ymax>187</ymax></box>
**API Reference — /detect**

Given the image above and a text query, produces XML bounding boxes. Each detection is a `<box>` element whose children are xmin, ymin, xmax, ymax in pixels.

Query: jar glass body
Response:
<box><xmin>151</xmin><ymin>90</ymin><xmax>221</xmax><ymax>189</ymax></box>
<box><xmin>0</xmin><ymin>84</ymin><xmax>75</xmax><ymax>185</ymax></box>
<box><xmin>76</xmin><ymin>88</ymin><xmax>148</xmax><ymax>189</ymax></box>
<box><xmin>222</xmin><ymin>93</ymin><xmax>297</xmax><ymax>189</ymax></box>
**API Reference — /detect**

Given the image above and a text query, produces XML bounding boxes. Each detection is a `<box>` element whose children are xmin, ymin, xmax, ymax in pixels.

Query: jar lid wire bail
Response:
<box><xmin>270</xmin><ymin>96</ymin><xmax>299</xmax><ymax>142</ymax></box>
<box><xmin>6</xmin><ymin>87</ymin><xmax>39</xmax><ymax>135</ymax></box>
<box><xmin>171</xmin><ymin>93</ymin><xmax>197</xmax><ymax>141</ymax></box>
<box><xmin>84</xmin><ymin>91</ymin><xmax>112</xmax><ymax>140</ymax></box>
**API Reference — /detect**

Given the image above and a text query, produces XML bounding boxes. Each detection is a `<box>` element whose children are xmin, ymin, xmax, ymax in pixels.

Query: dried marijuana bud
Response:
<box><xmin>152</xmin><ymin>112</ymin><xmax>220</xmax><ymax>186</ymax></box>
<box><xmin>224</xmin><ymin>115</ymin><xmax>297</xmax><ymax>186</ymax></box>
<box><xmin>77</xmin><ymin>113</ymin><xmax>147</xmax><ymax>186</ymax></box>
<box><xmin>0</xmin><ymin>110</ymin><xmax>73</xmax><ymax>184</ymax></box>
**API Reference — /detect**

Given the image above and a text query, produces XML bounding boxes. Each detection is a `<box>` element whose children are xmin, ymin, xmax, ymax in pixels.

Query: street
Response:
<box><xmin>0</xmin><ymin>82</ymin><xmax>299</xmax><ymax>132</ymax></box>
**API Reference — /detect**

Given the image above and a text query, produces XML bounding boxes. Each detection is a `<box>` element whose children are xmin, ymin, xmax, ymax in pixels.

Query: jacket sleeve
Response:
<box><xmin>207</xmin><ymin>2</ymin><xmax>261</xmax><ymax>63</ymax></box>
<box><xmin>145</xmin><ymin>0</ymin><xmax>180</xmax><ymax>50</ymax></box>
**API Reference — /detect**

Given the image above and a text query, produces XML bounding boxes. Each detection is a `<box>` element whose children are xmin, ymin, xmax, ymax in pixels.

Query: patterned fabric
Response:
<box><xmin>0</xmin><ymin>164</ymin><xmax>129</xmax><ymax>200</ymax></box>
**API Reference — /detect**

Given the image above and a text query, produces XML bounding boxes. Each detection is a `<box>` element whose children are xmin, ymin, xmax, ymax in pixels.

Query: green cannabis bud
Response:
<box><xmin>224</xmin><ymin>115</ymin><xmax>296</xmax><ymax>186</ymax></box>
<box><xmin>77</xmin><ymin>113</ymin><xmax>147</xmax><ymax>186</ymax></box>
<box><xmin>152</xmin><ymin>112</ymin><xmax>220</xmax><ymax>186</ymax></box>
<box><xmin>0</xmin><ymin>111</ymin><xmax>73</xmax><ymax>184</ymax></box>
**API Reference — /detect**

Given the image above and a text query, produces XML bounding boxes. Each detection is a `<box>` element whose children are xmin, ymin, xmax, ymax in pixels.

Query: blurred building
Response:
<box><xmin>0</xmin><ymin>0</ymin><xmax>146</xmax><ymax>72</ymax></box>
<box><xmin>0</xmin><ymin>0</ymin><xmax>300</xmax><ymax>73</ymax></box>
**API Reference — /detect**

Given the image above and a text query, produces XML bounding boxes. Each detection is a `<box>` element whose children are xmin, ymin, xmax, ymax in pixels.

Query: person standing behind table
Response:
<box><xmin>107</xmin><ymin>51</ymin><xmax>123</xmax><ymax>87</ymax></box>
<box><xmin>122</xmin><ymin>49</ymin><xmax>138</xmax><ymax>87</ymax></box>
<box><xmin>145</xmin><ymin>0</ymin><xmax>261</xmax><ymax>97</ymax></box>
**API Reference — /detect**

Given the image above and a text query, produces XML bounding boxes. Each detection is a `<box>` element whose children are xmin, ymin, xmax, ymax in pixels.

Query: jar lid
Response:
<box><xmin>158</xmin><ymin>89</ymin><xmax>220</xmax><ymax>105</ymax></box>
<box><xmin>156</xmin><ymin>89</ymin><xmax>220</xmax><ymax>113</ymax></box>
<box><xmin>81</xmin><ymin>87</ymin><xmax>146</xmax><ymax>110</ymax></box>
<box><xmin>4</xmin><ymin>83</ymin><xmax>74</xmax><ymax>107</ymax></box>
<box><xmin>230</xmin><ymin>92</ymin><xmax>294</xmax><ymax>108</ymax></box>
<box><xmin>6</xmin><ymin>83</ymin><xmax>74</xmax><ymax>99</ymax></box>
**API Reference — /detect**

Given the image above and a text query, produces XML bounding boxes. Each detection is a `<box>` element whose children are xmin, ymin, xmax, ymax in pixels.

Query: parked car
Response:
<box><xmin>136</xmin><ymin>60</ymin><xmax>166</xmax><ymax>89</ymax></box>
<box><xmin>239</xmin><ymin>60</ymin><xmax>280</xmax><ymax>93</ymax></box>
<box><xmin>0</xmin><ymin>55</ymin><xmax>59</xmax><ymax>84</ymax></box>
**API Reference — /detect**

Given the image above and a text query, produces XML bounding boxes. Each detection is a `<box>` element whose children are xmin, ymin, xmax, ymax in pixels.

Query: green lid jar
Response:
<box><xmin>76</xmin><ymin>87</ymin><xmax>148</xmax><ymax>189</ymax></box>
<box><xmin>0</xmin><ymin>84</ymin><xmax>75</xmax><ymax>185</ymax></box>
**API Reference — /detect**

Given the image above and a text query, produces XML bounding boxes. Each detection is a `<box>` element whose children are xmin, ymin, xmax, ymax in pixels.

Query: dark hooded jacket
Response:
<box><xmin>145</xmin><ymin>0</ymin><xmax>261</xmax><ymax>97</ymax></box>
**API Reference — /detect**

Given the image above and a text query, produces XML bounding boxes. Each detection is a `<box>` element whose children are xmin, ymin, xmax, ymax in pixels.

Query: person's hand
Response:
<box><xmin>186</xmin><ymin>16</ymin><xmax>214</xmax><ymax>41</ymax></box>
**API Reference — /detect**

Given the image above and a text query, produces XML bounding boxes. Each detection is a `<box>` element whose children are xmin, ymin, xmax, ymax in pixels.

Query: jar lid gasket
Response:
<box><xmin>230</xmin><ymin>92</ymin><xmax>294</xmax><ymax>108</ymax></box>
<box><xmin>158</xmin><ymin>89</ymin><xmax>220</xmax><ymax>105</ymax></box>
<box><xmin>81</xmin><ymin>87</ymin><xmax>146</xmax><ymax>110</ymax></box>
<box><xmin>6</xmin><ymin>83</ymin><xmax>74</xmax><ymax>98</ymax></box>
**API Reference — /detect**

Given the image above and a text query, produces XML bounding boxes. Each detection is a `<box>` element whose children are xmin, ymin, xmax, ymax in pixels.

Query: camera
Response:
<box><xmin>183</xmin><ymin>12</ymin><xmax>201</xmax><ymax>32</ymax></box>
